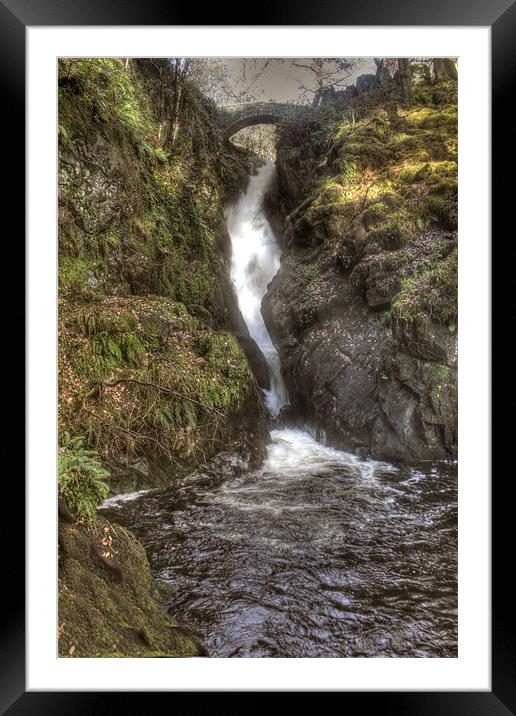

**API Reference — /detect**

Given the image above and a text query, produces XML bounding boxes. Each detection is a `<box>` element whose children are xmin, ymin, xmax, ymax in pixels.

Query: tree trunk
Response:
<box><xmin>157</xmin><ymin>65</ymin><xmax>165</xmax><ymax>143</ymax></box>
<box><xmin>442</xmin><ymin>59</ymin><xmax>458</xmax><ymax>80</ymax></box>
<box><xmin>398</xmin><ymin>59</ymin><xmax>413</xmax><ymax>105</ymax></box>
<box><xmin>433</xmin><ymin>58</ymin><xmax>458</xmax><ymax>82</ymax></box>
<box><xmin>170</xmin><ymin>59</ymin><xmax>190</xmax><ymax>146</ymax></box>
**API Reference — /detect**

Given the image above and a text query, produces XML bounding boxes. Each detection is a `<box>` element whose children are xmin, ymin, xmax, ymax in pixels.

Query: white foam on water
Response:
<box><xmin>100</xmin><ymin>488</ymin><xmax>152</xmax><ymax>508</ymax></box>
<box><xmin>225</xmin><ymin>162</ymin><xmax>289</xmax><ymax>417</ymax></box>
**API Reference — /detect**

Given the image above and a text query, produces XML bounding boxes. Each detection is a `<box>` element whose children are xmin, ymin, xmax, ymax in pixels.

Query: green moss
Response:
<box><xmin>59</xmin><ymin>296</ymin><xmax>256</xmax><ymax>470</ymax></box>
<box><xmin>344</xmin><ymin>138</ymin><xmax>392</xmax><ymax>170</ymax></box>
<box><xmin>59</xmin><ymin>255</ymin><xmax>103</xmax><ymax>298</ymax></box>
<box><xmin>367</xmin><ymin>219</ymin><xmax>411</xmax><ymax>251</ymax></box>
<box><xmin>361</xmin><ymin>201</ymin><xmax>389</xmax><ymax>228</ymax></box>
<box><xmin>424</xmin><ymin>194</ymin><xmax>457</xmax><ymax>231</ymax></box>
<box><xmin>276</xmin><ymin>77</ymin><xmax>458</xmax><ymax>329</ymax></box>
<box><xmin>59</xmin><ymin>59</ymin><xmax>157</xmax><ymax>150</ymax></box>
<box><xmin>123</xmin><ymin>332</ymin><xmax>146</xmax><ymax>366</ymax></box>
<box><xmin>397</xmin><ymin>162</ymin><xmax>432</xmax><ymax>184</ymax></box>
<box><xmin>392</xmin><ymin>247</ymin><xmax>457</xmax><ymax>324</ymax></box>
<box><xmin>428</xmin><ymin>177</ymin><xmax>458</xmax><ymax>197</ymax></box>
<box><xmin>436</xmin><ymin>363</ymin><xmax>450</xmax><ymax>378</ymax></box>
<box><xmin>311</xmin><ymin>176</ymin><xmax>348</xmax><ymax>207</ymax></box>
<box><xmin>58</xmin><ymin>517</ymin><xmax>205</xmax><ymax>657</ymax></box>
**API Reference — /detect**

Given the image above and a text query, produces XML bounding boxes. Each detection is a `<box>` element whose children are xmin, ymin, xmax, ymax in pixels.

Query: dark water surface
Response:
<box><xmin>100</xmin><ymin>428</ymin><xmax>457</xmax><ymax>658</ymax></box>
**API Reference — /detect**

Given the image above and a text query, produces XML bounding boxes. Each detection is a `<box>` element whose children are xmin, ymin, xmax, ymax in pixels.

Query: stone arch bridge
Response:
<box><xmin>220</xmin><ymin>102</ymin><xmax>315</xmax><ymax>140</ymax></box>
<box><xmin>219</xmin><ymin>72</ymin><xmax>384</xmax><ymax>139</ymax></box>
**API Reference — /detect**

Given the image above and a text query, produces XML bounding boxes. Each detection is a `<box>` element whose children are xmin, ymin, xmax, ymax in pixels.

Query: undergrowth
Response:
<box><xmin>59</xmin><ymin>296</ymin><xmax>254</xmax><ymax>469</ymax></box>
<box><xmin>58</xmin><ymin>433</ymin><xmax>110</xmax><ymax>520</ymax></box>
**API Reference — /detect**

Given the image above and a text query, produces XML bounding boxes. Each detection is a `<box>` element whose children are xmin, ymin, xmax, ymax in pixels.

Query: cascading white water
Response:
<box><xmin>225</xmin><ymin>162</ymin><xmax>289</xmax><ymax>417</ymax></box>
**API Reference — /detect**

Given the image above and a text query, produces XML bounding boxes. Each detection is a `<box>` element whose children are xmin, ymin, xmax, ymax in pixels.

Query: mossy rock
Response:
<box><xmin>397</xmin><ymin>162</ymin><xmax>432</xmax><ymax>185</ymax></box>
<box><xmin>187</xmin><ymin>303</ymin><xmax>214</xmax><ymax>328</ymax></box>
<box><xmin>392</xmin><ymin>246</ymin><xmax>457</xmax><ymax>324</ymax></box>
<box><xmin>376</xmin><ymin>191</ymin><xmax>403</xmax><ymax>211</ymax></box>
<box><xmin>424</xmin><ymin>194</ymin><xmax>457</xmax><ymax>231</ymax></box>
<box><xmin>58</xmin><ymin>517</ymin><xmax>207</xmax><ymax>657</ymax></box>
<box><xmin>361</xmin><ymin>202</ymin><xmax>389</xmax><ymax>229</ymax></box>
<box><xmin>428</xmin><ymin>177</ymin><xmax>458</xmax><ymax>198</ymax></box>
<box><xmin>366</xmin><ymin>220</ymin><xmax>411</xmax><ymax>251</ymax></box>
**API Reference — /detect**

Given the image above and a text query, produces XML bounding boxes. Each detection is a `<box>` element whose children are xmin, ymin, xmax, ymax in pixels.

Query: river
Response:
<box><xmin>100</xmin><ymin>163</ymin><xmax>457</xmax><ymax>658</ymax></box>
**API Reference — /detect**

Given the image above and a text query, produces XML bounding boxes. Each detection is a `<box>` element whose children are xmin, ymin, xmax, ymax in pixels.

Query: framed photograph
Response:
<box><xmin>10</xmin><ymin>0</ymin><xmax>506</xmax><ymax>707</ymax></box>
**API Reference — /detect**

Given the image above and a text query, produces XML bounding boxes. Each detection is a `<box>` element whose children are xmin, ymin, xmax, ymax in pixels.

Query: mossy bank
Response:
<box><xmin>263</xmin><ymin>66</ymin><xmax>458</xmax><ymax>462</ymax></box>
<box><xmin>58</xmin><ymin>59</ymin><xmax>268</xmax><ymax>656</ymax></box>
<box><xmin>58</xmin><ymin>515</ymin><xmax>207</xmax><ymax>657</ymax></box>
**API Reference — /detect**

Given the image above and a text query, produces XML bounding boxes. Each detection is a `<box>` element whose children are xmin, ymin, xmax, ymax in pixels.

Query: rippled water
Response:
<box><xmin>100</xmin><ymin>428</ymin><xmax>457</xmax><ymax>658</ymax></box>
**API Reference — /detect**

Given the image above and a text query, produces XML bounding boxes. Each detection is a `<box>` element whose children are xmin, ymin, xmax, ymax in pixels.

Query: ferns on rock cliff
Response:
<box><xmin>58</xmin><ymin>434</ymin><xmax>110</xmax><ymax>521</ymax></box>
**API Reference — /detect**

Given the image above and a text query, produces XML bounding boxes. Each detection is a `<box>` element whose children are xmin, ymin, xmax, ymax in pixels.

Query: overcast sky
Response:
<box><xmin>201</xmin><ymin>58</ymin><xmax>377</xmax><ymax>105</ymax></box>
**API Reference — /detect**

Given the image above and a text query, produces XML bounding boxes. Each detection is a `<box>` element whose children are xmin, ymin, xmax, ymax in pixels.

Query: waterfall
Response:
<box><xmin>103</xmin><ymin>162</ymin><xmax>458</xmax><ymax>658</ymax></box>
<box><xmin>225</xmin><ymin>162</ymin><xmax>289</xmax><ymax>417</ymax></box>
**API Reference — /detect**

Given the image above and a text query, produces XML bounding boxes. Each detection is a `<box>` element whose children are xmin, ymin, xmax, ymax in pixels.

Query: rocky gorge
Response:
<box><xmin>57</xmin><ymin>58</ymin><xmax>457</xmax><ymax>658</ymax></box>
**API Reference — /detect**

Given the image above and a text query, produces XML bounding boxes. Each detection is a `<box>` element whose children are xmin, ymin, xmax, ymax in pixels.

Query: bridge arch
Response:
<box><xmin>224</xmin><ymin>113</ymin><xmax>282</xmax><ymax>139</ymax></box>
<box><xmin>220</xmin><ymin>102</ymin><xmax>311</xmax><ymax>141</ymax></box>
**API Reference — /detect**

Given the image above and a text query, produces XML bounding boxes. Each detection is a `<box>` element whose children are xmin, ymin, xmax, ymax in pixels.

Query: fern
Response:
<box><xmin>58</xmin><ymin>434</ymin><xmax>110</xmax><ymax>520</ymax></box>
<box><xmin>123</xmin><ymin>332</ymin><xmax>146</xmax><ymax>366</ymax></box>
<box><xmin>92</xmin><ymin>331</ymin><xmax>123</xmax><ymax>363</ymax></box>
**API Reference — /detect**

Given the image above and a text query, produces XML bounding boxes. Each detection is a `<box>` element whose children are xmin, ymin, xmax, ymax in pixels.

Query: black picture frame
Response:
<box><xmin>7</xmin><ymin>0</ymin><xmax>506</xmax><ymax>708</ymax></box>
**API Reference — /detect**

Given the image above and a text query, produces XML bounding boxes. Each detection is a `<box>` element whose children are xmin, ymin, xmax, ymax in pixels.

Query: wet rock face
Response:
<box><xmin>262</xmin><ymin>76</ymin><xmax>458</xmax><ymax>463</ymax></box>
<box><xmin>235</xmin><ymin>333</ymin><xmax>271</xmax><ymax>391</ymax></box>
<box><xmin>263</xmin><ymin>254</ymin><xmax>386</xmax><ymax>454</ymax></box>
<box><xmin>372</xmin><ymin>331</ymin><xmax>457</xmax><ymax>461</ymax></box>
<box><xmin>59</xmin><ymin>135</ymin><xmax>127</xmax><ymax>234</ymax></box>
<box><xmin>263</xmin><ymin>253</ymin><xmax>457</xmax><ymax>462</ymax></box>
